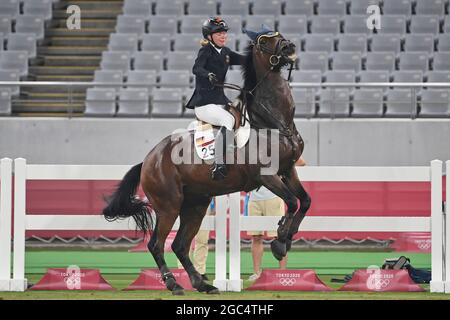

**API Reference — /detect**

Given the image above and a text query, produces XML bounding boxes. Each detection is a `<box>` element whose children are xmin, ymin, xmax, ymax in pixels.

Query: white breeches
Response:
<box><xmin>194</xmin><ymin>104</ymin><xmax>235</xmax><ymax>131</ymax></box>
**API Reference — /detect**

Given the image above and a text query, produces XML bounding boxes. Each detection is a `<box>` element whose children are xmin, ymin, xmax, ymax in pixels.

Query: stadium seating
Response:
<box><xmin>0</xmin><ymin>88</ymin><xmax>11</xmax><ymax>115</ymax></box>
<box><xmin>85</xmin><ymin>88</ymin><xmax>117</xmax><ymax>116</ymax></box>
<box><xmin>117</xmin><ymin>88</ymin><xmax>149</xmax><ymax>116</ymax></box>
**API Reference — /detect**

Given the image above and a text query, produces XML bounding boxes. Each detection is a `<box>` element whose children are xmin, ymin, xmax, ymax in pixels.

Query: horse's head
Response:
<box><xmin>253</xmin><ymin>31</ymin><xmax>297</xmax><ymax>71</ymax></box>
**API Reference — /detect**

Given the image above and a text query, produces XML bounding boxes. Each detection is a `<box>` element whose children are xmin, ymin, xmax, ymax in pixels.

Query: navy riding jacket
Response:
<box><xmin>186</xmin><ymin>43</ymin><xmax>245</xmax><ymax>109</ymax></box>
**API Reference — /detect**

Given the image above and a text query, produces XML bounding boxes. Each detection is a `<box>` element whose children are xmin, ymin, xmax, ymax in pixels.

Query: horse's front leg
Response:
<box><xmin>282</xmin><ymin>165</ymin><xmax>312</xmax><ymax>251</ymax></box>
<box><xmin>259</xmin><ymin>174</ymin><xmax>299</xmax><ymax>261</ymax></box>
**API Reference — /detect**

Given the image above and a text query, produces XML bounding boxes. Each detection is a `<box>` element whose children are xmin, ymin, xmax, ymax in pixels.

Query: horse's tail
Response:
<box><xmin>102</xmin><ymin>163</ymin><xmax>153</xmax><ymax>232</ymax></box>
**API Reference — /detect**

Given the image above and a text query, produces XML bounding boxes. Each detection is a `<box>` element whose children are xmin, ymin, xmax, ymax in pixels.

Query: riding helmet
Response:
<box><xmin>202</xmin><ymin>17</ymin><xmax>229</xmax><ymax>39</ymax></box>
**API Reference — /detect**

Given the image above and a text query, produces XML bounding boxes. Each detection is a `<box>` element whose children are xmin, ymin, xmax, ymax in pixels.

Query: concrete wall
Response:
<box><xmin>1</xmin><ymin>117</ymin><xmax>449</xmax><ymax>165</ymax></box>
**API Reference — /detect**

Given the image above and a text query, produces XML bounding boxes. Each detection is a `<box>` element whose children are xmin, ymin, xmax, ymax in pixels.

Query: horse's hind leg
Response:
<box><xmin>172</xmin><ymin>197</ymin><xmax>220</xmax><ymax>294</ymax></box>
<box><xmin>147</xmin><ymin>197</ymin><xmax>184</xmax><ymax>295</ymax></box>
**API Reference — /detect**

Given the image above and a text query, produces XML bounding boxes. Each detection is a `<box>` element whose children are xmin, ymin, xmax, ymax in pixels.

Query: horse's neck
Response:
<box><xmin>251</xmin><ymin>71</ymin><xmax>294</xmax><ymax>130</ymax></box>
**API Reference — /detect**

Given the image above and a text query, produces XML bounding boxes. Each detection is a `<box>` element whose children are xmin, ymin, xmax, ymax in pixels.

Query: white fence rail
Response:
<box><xmin>0</xmin><ymin>158</ymin><xmax>448</xmax><ymax>293</ymax></box>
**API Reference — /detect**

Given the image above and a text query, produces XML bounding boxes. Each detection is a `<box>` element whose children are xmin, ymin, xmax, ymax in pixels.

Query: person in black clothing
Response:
<box><xmin>186</xmin><ymin>17</ymin><xmax>245</xmax><ymax>181</ymax></box>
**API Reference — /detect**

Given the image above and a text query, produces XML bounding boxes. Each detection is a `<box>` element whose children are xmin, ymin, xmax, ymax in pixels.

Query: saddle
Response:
<box><xmin>192</xmin><ymin>98</ymin><xmax>250</xmax><ymax>160</ymax></box>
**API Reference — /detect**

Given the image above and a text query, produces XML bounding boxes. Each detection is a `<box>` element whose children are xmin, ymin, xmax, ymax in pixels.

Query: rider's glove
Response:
<box><xmin>208</xmin><ymin>73</ymin><xmax>218</xmax><ymax>85</ymax></box>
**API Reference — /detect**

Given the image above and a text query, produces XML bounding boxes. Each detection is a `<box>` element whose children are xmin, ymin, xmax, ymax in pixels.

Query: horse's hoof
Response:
<box><xmin>172</xmin><ymin>288</ymin><xmax>185</xmax><ymax>296</ymax></box>
<box><xmin>207</xmin><ymin>287</ymin><xmax>220</xmax><ymax>294</ymax></box>
<box><xmin>197</xmin><ymin>283</ymin><xmax>220</xmax><ymax>294</ymax></box>
<box><xmin>271</xmin><ymin>239</ymin><xmax>286</xmax><ymax>261</ymax></box>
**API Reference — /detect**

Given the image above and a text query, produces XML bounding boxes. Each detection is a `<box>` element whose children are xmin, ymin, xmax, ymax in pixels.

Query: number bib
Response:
<box><xmin>194</xmin><ymin>122</ymin><xmax>215</xmax><ymax>161</ymax></box>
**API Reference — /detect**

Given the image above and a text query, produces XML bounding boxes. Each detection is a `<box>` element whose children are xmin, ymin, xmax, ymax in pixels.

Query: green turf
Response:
<box><xmin>24</xmin><ymin>249</ymin><xmax>431</xmax><ymax>275</ymax></box>
<box><xmin>1</xmin><ymin>249</ymin><xmax>447</xmax><ymax>300</ymax></box>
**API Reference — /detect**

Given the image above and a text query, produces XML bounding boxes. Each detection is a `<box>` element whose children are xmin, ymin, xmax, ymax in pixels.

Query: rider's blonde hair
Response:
<box><xmin>200</xmin><ymin>38</ymin><xmax>209</xmax><ymax>46</ymax></box>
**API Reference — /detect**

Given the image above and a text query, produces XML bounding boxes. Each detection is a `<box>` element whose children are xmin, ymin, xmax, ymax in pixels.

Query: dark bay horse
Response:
<box><xmin>103</xmin><ymin>32</ymin><xmax>311</xmax><ymax>295</ymax></box>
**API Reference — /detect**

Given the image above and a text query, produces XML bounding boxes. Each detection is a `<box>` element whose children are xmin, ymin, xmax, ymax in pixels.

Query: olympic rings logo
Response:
<box><xmin>279</xmin><ymin>278</ymin><xmax>297</xmax><ymax>286</ymax></box>
<box><xmin>367</xmin><ymin>277</ymin><xmax>391</xmax><ymax>290</ymax></box>
<box><xmin>416</xmin><ymin>240</ymin><xmax>431</xmax><ymax>250</ymax></box>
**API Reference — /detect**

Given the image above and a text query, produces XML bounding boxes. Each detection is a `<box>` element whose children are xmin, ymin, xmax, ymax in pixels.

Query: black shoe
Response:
<box><xmin>201</xmin><ymin>274</ymin><xmax>209</xmax><ymax>281</ymax></box>
<box><xmin>211</xmin><ymin>163</ymin><xmax>227</xmax><ymax>180</ymax></box>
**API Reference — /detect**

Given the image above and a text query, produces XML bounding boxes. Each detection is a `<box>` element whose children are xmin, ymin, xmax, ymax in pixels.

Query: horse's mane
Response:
<box><xmin>239</xmin><ymin>43</ymin><xmax>257</xmax><ymax>107</ymax></box>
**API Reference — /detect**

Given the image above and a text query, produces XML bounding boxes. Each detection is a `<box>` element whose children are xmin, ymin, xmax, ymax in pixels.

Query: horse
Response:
<box><xmin>102</xmin><ymin>31</ymin><xmax>311</xmax><ymax>295</ymax></box>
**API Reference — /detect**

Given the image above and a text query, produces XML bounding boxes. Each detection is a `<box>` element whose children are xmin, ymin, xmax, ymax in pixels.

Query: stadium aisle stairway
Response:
<box><xmin>16</xmin><ymin>0</ymin><xmax>123</xmax><ymax>116</ymax></box>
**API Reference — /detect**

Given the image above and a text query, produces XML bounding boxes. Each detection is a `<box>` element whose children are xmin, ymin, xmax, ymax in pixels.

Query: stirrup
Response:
<box><xmin>211</xmin><ymin>163</ymin><xmax>227</xmax><ymax>180</ymax></box>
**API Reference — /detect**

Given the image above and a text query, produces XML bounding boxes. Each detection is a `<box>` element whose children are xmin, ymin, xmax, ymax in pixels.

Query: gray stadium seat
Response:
<box><xmin>310</xmin><ymin>15</ymin><xmax>340</xmax><ymax>34</ymax></box>
<box><xmin>23</xmin><ymin>0</ymin><xmax>52</xmax><ymax>20</ymax></box>
<box><xmin>220</xmin><ymin>0</ymin><xmax>249</xmax><ymax>17</ymax></box>
<box><xmin>284</xmin><ymin>0</ymin><xmax>314</xmax><ymax>16</ymax></box>
<box><xmin>332</xmin><ymin>52</ymin><xmax>362</xmax><ymax>72</ymax></box>
<box><xmin>318</xmin><ymin>88</ymin><xmax>351</xmax><ymax>117</ymax></box>
<box><xmin>291</xmin><ymin>89</ymin><xmax>316</xmax><ymax>118</ymax></box>
<box><xmin>159</xmin><ymin>70</ymin><xmax>190</xmax><ymax>88</ymax></box>
<box><xmin>382</xmin><ymin>0</ymin><xmax>411</xmax><ymax>15</ymax></box>
<box><xmin>181</xmin><ymin>15</ymin><xmax>208</xmax><ymax>34</ymax></box>
<box><xmin>0</xmin><ymin>1</ymin><xmax>20</xmax><ymax>18</ymax></box>
<box><xmin>148</xmin><ymin>15</ymin><xmax>178</xmax><ymax>35</ymax></box>
<box><xmin>94</xmin><ymin>70</ymin><xmax>123</xmax><ymax>91</ymax></box>
<box><xmin>392</xmin><ymin>70</ymin><xmax>424</xmax><ymax>83</ymax></box>
<box><xmin>405</xmin><ymin>34</ymin><xmax>435</xmax><ymax>53</ymax></box>
<box><xmin>85</xmin><ymin>88</ymin><xmax>116</xmax><ymax>116</ymax></box>
<box><xmin>245</xmin><ymin>15</ymin><xmax>275</xmax><ymax>31</ymax></box>
<box><xmin>167</xmin><ymin>51</ymin><xmax>196</xmax><ymax>70</ymax></box>
<box><xmin>438</xmin><ymin>34</ymin><xmax>450</xmax><ymax>52</ymax></box>
<box><xmin>226</xmin><ymin>69</ymin><xmax>243</xmax><ymax>86</ymax></box>
<box><xmin>100</xmin><ymin>51</ymin><xmax>131</xmax><ymax>74</ymax></box>
<box><xmin>0</xmin><ymin>70</ymin><xmax>20</xmax><ymax>96</ymax></box>
<box><xmin>277</xmin><ymin>15</ymin><xmax>307</xmax><ymax>35</ymax></box>
<box><xmin>141</xmin><ymin>34</ymin><xmax>171</xmax><ymax>54</ymax></box>
<box><xmin>420</xmin><ymin>89</ymin><xmax>450</xmax><ymax>117</ymax></box>
<box><xmin>426</xmin><ymin>71</ymin><xmax>450</xmax><ymax>82</ymax></box>
<box><xmin>187</xmin><ymin>0</ymin><xmax>217</xmax><ymax>15</ymax></box>
<box><xmin>317</xmin><ymin>0</ymin><xmax>347</xmax><ymax>15</ymax></box>
<box><xmin>350</xmin><ymin>0</ymin><xmax>380</xmax><ymax>15</ymax></box>
<box><xmin>7</xmin><ymin>33</ymin><xmax>37</xmax><ymax>59</ymax></box>
<box><xmin>359</xmin><ymin>70</ymin><xmax>390</xmax><ymax>83</ymax></box>
<box><xmin>365</xmin><ymin>52</ymin><xmax>396</xmax><ymax>71</ymax></box>
<box><xmin>299</xmin><ymin>52</ymin><xmax>328</xmax><ymax>72</ymax></box>
<box><xmin>410</xmin><ymin>15</ymin><xmax>440</xmax><ymax>34</ymax></box>
<box><xmin>378</xmin><ymin>15</ymin><xmax>406</xmax><ymax>34</ymax></box>
<box><xmin>0</xmin><ymin>16</ymin><xmax>11</xmax><ymax>35</ymax></box>
<box><xmin>385</xmin><ymin>89</ymin><xmax>415</xmax><ymax>117</ymax></box>
<box><xmin>252</xmin><ymin>0</ymin><xmax>282</xmax><ymax>16</ymax></box>
<box><xmin>0</xmin><ymin>51</ymin><xmax>28</xmax><ymax>77</ymax></box>
<box><xmin>108</xmin><ymin>33</ymin><xmax>139</xmax><ymax>53</ymax></box>
<box><xmin>433</xmin><ymin>52</ymin><xmax>450</xmax><ymax>70</ymax></box>
<box><xmin>151</xmin><ymin>88</ymin><xmax>183</xmax><ymax>118</ymax></box>
<box><xmin>0</xmin><ymin>88</ymin><xmax>11</xmax><ymax>115</ymax></box>
<box><xmin>15</xmin><ymin>15</ymin><xmax>45</xmax><ymax>40</ymax></box>
<box><xmin>118</xmin><ymin>88</ymin><xmax>149</xmax><ymax>116</ymax></box>
<box><xmin>303</xmin><ymin>34</ymin><xmax>334</xmax><ymax>52</ymax></box>
<box><xmin>371</xmin><ymin>34</ymin><xmax>401</xmax><ymax>53</ymax></box>
<box><xmin>116</xmin><ymin>15</ymin><xmax>146</xmax><ymax>37</ymax></box>
<box><xmin>343</xmin><ymin>15</ymin><xmax>372</xmax><ymax>34</ymax></box>
<box><xmin>291</xmin><ymin>70</ymin><xmax>322</xmax><ymax>83</ymax></box>
<box><xmin>325</xmin><ymin>70</ymin><xmax>356</xmax><ymax>83</ymax></box>
<box><xmin>133</xmin><ymin>51</ymin><xmax>164</xmax><ymax>72</ymax></box>
<box><xmin>415</xmin><ymin>0</ymin><xmax>445</xmax><ymax>15</ymax></box>
<box><xmin>174</xmin><ymin>34</ymin><xmax>204</xmax><ymax>51</ymax></box>
<box><xmin>154</xmin><ymin>0</ymin><xmax>185</xmax><ymax>16</ymax></box>
<box><xmin>123</xmin><ymin>0</ymin><xmax>151</xmax><ymax>17</ymax></box>
<box><xmin>337</xmin><ymin>34</ymin><xmax>367</xmax><ymax>53</ymax></box>
<box><xmin>352</xmin><ymin>89</ymin><xmax>384</xmax><ymax>117</ymax></box>
<box><xmin>445</xmin><ymin>16</ymin><xmax>450</xmax><ymax>33</ymax></box>
<box><xmin>399</xmin><ymin>52</ymin><xmax>429</xmax><ymax>72</ymax></box>
<box><xmin>126</xmin><ymin>70</ymin><xmax>157</xmax><ymax>89</ymax></box>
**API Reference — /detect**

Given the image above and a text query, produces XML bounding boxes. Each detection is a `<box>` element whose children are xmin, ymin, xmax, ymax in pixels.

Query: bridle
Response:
<box><xmin>255</xmin><ymin>31</ymin><xmax>289</xmax><ymax>68</ymax></box>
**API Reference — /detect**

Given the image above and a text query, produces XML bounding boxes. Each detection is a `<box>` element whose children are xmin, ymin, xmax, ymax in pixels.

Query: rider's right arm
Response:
<box><xmin>192</xmin><ymin>46</ymin><xmax>211</xmax><ymax>79</ymax></box>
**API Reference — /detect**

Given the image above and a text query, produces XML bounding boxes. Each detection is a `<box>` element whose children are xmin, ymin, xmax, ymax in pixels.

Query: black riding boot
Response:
<box><xmin>211</xmin><ymin>126</ymin><xmax>234</xmax><ymax>180</ymax></box>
